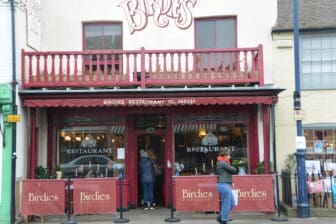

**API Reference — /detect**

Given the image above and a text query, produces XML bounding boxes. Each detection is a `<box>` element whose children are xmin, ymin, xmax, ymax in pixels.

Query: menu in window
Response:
<box><xmin>313</xmin><ymin>140</ymin><xmax>324</xmax><ymax>153</ymax></box>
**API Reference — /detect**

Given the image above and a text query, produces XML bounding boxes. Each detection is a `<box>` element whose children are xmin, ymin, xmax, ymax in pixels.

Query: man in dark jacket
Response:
<box><xmin>139</xmin><ymin>150</ymin><xmax>155</xmax><ymax>210</ymax></box>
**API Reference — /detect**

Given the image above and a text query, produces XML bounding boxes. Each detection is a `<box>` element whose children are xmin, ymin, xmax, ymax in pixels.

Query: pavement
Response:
<box><xmin>25</xmin><ymin>207</ymin><xmax>336</xmax><ymax>224</ymax></box>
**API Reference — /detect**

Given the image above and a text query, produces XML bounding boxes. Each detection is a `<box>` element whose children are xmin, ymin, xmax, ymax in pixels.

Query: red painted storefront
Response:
<box><xmin>19</xmin><ymin>47</ymin><xmax>282</xmax><ymax>209</ymax></box>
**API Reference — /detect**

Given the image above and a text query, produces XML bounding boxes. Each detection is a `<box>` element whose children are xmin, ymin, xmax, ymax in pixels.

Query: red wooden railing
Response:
<box><xmin>21</xmin><ymin>45</ymin><xmax>264</xmax><ymax>89</ymax></box>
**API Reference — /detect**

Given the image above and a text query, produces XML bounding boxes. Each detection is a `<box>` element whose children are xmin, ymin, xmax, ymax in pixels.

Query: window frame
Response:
<box><xmin>82</xmin><ymin>22</ymin><xmax>123</xmax><ymax>73</ymax></box>
<box><xmin>300</xmin><ymin>32</ymin><xmax>336</xmax><ymax>90</ymax></box>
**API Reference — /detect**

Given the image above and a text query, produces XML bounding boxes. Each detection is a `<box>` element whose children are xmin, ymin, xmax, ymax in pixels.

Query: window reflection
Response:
<box><xmin>57</xmin><ymin>126</ymin><xmax>125</xmax><ymax>178</ymax></box>
<box><xmin>174</xmin><ymin>122</ymin><xmax>248</xmax><ymax>175</ymax></box>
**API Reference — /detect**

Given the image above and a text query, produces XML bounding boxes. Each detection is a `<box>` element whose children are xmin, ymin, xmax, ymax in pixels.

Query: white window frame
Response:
<box><xmin>300</xmin><ymin>32</ymin><xmax>336</xmax><ymax>89</ymax></box>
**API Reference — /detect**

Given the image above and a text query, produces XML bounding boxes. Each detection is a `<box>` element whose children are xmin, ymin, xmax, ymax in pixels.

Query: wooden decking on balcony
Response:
<box><xmin>21</xmin><ymin>45</ymin><xmax>264</xmax><ymax>90</ymax></box>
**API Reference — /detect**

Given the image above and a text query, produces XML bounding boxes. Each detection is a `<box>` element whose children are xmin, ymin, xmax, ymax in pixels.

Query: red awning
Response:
<box><xmin>22</xmin><ymin>96</ymin><xmax>276</xmax><ymax>108</ymax></box>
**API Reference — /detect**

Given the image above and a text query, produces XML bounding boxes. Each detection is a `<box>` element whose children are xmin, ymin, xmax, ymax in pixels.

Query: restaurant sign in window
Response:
<box><xmin>57</xmin><ymin>126</ymin><xmax>125</xmax><ymax>178</ymax></box>
<box><xmin>173</xmin><ymin>114</ymin><xmax>248</xmax><ymax>175</ymax></box>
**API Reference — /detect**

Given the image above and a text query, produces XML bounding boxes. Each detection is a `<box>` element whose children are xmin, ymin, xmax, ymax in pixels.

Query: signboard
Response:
<box><xmin>21</xmin><ymin>180</ymin><xmax>66</xmax><ymax>215</ymax></box>
<box><xmin>174</xmin><ymin>175</ymin><xmax>275</xmax><ymax>212</ymax></box>
<box><xmin>174</xmin><ymin>176</ymin><xmax>219</xmax><ymax>211</ymax></box>
<box><xmin>72</xmin><ymin>178</ymin><xmax>117</xmax><ymax>214</ymax></box>
<box><xmin>6</xmin><ymin>114</ymin><xmax>20</xmax><ymax>123</ymax></box>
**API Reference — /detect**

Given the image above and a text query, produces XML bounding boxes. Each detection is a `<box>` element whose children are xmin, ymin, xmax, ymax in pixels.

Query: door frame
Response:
<box><xmin>133</xmin><ymin>130</ymin><xmax>167</xmax><ymax>207</ymax></box>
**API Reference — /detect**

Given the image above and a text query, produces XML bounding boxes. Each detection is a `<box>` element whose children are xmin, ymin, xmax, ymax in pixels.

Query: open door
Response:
<box><xmin>136</xmin><ymin>134</ymin><xmax>165</xmax><ymax>207</ymax></box>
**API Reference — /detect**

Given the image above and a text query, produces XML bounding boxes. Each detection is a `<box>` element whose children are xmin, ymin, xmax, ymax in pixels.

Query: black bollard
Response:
<box><xmin>62</xmin><ymin>178</ymin><xmax>76</xmax><ymax>224</ymax></box>
<box><xmin>164</xmin><ymin>176</ymin><xmax>180</xmax><ymax>222</ymax></box>
<box><xmin>114</xmin><ymin>170</ymin><xmax>129</xmax><ymax>223</ymax></box>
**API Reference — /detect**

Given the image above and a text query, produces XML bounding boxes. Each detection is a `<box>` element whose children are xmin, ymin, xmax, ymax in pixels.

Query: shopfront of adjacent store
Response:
<box><xmin>20</xmin><ymin>88</ymin><xmax>281</xmax><ymax>209</ymax></box>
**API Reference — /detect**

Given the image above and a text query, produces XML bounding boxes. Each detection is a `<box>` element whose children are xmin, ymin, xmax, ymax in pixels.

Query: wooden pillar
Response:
<box><xmin>262</xmin><ymin>105</ymin><xmax>270</xmax><ymax>174</ymax></box>
<box><xmin>248</xmin><ymin>105</ymin><xmax>259</xmax><ymax>174</ymax></box>
<box><xmin>29</xmin><ymin>108</ymin><xmax>37</xmax><ymax>179</ymax></box>
<box><xmin>126</xmin><ymin>115</ymin><xmax>136</xmax><ymax>208</ymax></box>
<box><xmin>164</xmin><ymin>115</ymin><xmax>173</xmax><ymax>207</ymax></box>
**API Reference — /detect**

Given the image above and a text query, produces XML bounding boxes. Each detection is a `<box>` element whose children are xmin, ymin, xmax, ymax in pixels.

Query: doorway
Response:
<box><xmin>136</xmin><ymin>134</ymin><xmax>165</xmax><ymax>207</ymax></box>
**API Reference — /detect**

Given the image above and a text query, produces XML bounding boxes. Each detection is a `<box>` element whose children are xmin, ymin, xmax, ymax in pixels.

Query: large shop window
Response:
<box><xmin>304</xmin><ymin>126</ymin><xmax>336</xmax><ymax>176</ymax></box>
<box><xmin>173</xmin><ymin>114</ymin><xmax>248</xmax><ymax>176</ymax></box>
<box><xmin>300</xmin><ymin>32</ymin><xmax>336</xmax><ymax>89</ymax></box>
<box><xmin>57</xmin><ymin>125</ymin><xmax>125</xmax><ymax>178</ymax></box>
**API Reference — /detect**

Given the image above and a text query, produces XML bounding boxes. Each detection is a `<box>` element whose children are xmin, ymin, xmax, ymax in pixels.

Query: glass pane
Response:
<box><xmin>311</xmin><ymin>37</ymin><xmax>321</xmax><ymax>49</ymax></box>
<box><xmin>58</xmin><ymin>126</ymin><xmax>125</xmax><ymax>178</ymax></box>
<box><xmin>301</xmin><ymin>38</ymin><xmax>312</xmax><ymax>49</ymax></box>
<box><xmin>103</xmin><ymin>24</ymin><xmax>122</xmax><ymax>49</ymax></box>
<box><xmin>85</xmin><ymin>25</ymin><xmax>103</xmax><ymax>50</ymax></box>
<box><xmin>302</xmin><ymin>49</ymin><xmax>312</xmax><ymax>61</ymax></box>
<box><xmin>322</xmin><ymin>36</ymin><xmax>332</xmax><ymax>49</ymax></box>
<box><xmin>196</xmin><ymin>20</ymin><xmax>215</xmax><ymax>48</ymax></box>
<box><xmin>216</xmin><ymin>19</ymin><xmax>235</xmax><ymax>48</ymax></box>
<box><xmin>174</xmin><ymin>122</ymin><xmax>248</xmax><ymax>175</ymax></box>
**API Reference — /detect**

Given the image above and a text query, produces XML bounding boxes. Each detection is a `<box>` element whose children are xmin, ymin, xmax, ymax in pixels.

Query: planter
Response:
<box><xmin>56</xmin><ymin>171</ymin><xmax>62</xmax><ymax>179</ymax></box>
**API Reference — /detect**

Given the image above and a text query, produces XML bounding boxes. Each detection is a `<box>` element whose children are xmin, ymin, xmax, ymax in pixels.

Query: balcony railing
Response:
<box><xmin>21</xmin><ymin>45</ymin><xmax>264</xmax><ymax>90</ymax></box>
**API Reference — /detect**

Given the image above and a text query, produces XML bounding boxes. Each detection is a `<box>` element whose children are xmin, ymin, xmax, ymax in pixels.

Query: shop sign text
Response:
<box><xmin>118</xmin><ymin>0</ymin><xmax>197</xmax><ymax>34</ymax></box>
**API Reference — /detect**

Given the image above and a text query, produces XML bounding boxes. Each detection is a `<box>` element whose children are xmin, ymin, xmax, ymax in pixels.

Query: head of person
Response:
<box><xmin>140</xmin><ymin>149</ymin><xmax>149</xmax><ymax>158</ymax></box>
<box><xmin>219</xmin><ymin>147</ymin><xmax>231</xmax><ymax>158</ymax></box>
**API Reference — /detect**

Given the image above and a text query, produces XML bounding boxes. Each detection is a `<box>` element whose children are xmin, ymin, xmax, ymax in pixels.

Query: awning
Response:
<box><xmin>22</xmin><ymin>96</ymin><xmax>277</xmax><ymax>108</ymax></box>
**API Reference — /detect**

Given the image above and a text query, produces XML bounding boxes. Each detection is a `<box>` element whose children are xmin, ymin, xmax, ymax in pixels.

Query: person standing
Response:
<box><xmin>216</xmin><ymin>147</ymin><xmax>237</xmax><ymax>224</ymax></box>
<box><xmin>139</xmin><ymin>150</ymin><xmax>155</xmax><ymax>210</ymax></box>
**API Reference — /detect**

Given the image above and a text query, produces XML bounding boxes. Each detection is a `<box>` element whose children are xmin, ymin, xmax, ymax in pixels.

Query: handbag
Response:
<box><xmin>307</xmin><ymin>179</ymin><xmax>325</xmax><ymax>193</ymax></box>
<box><xmin>231</xmin><ymin>189</ymin><xmax>238</xmax><ymax>206</ymax></box>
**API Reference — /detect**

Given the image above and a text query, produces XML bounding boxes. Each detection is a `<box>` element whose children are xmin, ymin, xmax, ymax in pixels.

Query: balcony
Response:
<box><xmin>21</xmin><ymin>45</ymin><xmax>264</xmax><ymax>90</ymax></box>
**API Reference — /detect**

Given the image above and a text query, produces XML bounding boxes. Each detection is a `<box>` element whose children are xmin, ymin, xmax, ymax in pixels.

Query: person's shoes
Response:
<box><xmin>217</xmin><ymin>215</ymin><xmax>232</xmax><ymax>223</ymax></box>
<box><xmin>144</xmin><ymin>207</ymin><xmax>149</xmax><ymax>210</ymax></box>
<box><xmin>149</xmin><ymin>206</ymin><xmax>155</xmax><ymax>210</ymax></box>
<box><xmin>216</xmin><ymin>215</ymin><xmax>221</xmax><ymax>223</ymax></box>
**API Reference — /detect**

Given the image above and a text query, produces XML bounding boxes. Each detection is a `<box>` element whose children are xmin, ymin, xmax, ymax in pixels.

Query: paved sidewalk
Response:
<box><xmin>27</xmin><ymin>208</ymin><xmax>336</xmax><ymax>224</ymax></box>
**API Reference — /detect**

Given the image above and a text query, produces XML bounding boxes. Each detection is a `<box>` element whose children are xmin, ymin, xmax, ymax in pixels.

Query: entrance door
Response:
<box><xmin>136</xmin><ymin>134</ymin><xmax>165</xmax><ymax>207</ymax></box>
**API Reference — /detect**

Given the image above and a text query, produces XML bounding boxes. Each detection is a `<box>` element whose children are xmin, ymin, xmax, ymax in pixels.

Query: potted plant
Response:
<box><xmin>35</xmin><ymin>166</ymin><xmax>50</xmax><ymax>179</ymax></box>
<box><xmin>54</xmin><ymin>164</ymin><xmax>62</xmax><ymax>179</ymax></box>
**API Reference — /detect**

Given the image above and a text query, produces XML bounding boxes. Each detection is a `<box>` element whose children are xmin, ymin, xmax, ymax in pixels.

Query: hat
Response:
<box><xmin>140</xmin><ymin>150</ymin><xmax>148</xmax><ymax>158</ymax></box>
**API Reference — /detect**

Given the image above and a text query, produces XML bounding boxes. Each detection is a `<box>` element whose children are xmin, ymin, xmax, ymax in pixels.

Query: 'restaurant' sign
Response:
<box><xmin>21</xmin><ymin>180</ymin><xmax>66</xmax><ymax>215</ymax></box>
<box><xmin>73</xmin><ymin>178</ymin><xmax>117</xmax><ymax>214</ymax></box>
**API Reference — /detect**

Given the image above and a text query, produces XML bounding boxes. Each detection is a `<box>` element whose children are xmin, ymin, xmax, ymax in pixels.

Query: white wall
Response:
<box><xmin>40</xmin><ymin>0</ymin><xmax>277</xmax><ymax>83</ymax></box>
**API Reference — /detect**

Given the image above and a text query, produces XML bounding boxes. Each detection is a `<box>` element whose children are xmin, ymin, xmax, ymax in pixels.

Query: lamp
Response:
<box><xmin>198</xmin><ymin>127</ymin><xmax>207</xmax><ymax>137</ymax></box>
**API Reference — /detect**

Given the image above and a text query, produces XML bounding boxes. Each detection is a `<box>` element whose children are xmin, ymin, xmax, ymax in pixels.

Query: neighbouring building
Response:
<box><xmin>272</xmin><ymin>0</ymin><xmax>336</xmax><ymax>209</ymax></box>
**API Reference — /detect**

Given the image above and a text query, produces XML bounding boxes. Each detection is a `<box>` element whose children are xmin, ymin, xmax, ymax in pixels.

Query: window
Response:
<box><xmin>84</xmin><ymin>23</ymin><xmax>122</xmax><ymax>50</ymax></box>
<box><xmin>195</xmin><ymin>17</ymin><xmax>236</xmax><ymax>49</ymax></box>
<box><xmin>57</xmin><ymin>121</ymin><xmax>125</xmax><ymax>178</ymax></box>
<box><xmin>301</xmin><ymin>33</ymin><xmax>336</xmax><ymax>89</ymax></box>
<box><xmin>83</xmin><ymin>23</ymin><xmax>122</xmax><ymax>73</ymax></box>
<box><xmin>173</xmin><ymin>114</ymin><xmax>248</xmax><ymax>176</ymax></box>
<box><xmin>304</xmin><ymin>127</ymin><xmax>336</xmax><ymax>175</ymax></box>
<box><xmin>195</xmin><ymin>17</ymin><xmax>236</xmax><ymax>69</ymax></box>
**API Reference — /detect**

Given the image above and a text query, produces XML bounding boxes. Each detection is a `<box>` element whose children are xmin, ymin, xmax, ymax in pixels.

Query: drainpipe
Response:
<box><xmin>293</xmin><ymin>0</ymin><xmax>310</xmax><ymax>218</ymax></box>
<box><xmin>9</xmin><ymin>0</ymin><xmax>18</xmax><ymax>223</ymax></box>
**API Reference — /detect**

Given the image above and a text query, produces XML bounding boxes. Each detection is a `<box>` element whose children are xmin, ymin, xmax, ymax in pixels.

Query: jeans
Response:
<box><xmin>217</xmin><ymin>183</ymin><xmax>235</xmax><ymax>222</ymax></box>
<box><xmin>142</xmin><ymin>182</ymin><xmax>154</xmax><ymax>205</ymax></box>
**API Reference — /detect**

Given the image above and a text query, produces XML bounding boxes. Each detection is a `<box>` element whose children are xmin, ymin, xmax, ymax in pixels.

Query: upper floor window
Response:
<box><xmin>301</xmin><ymin>33</ymin><xmax>336</xmax><ymax>89</ymax></box>
<box><xmin>83</xmin><ymin>23</ymin><xmax>122</xmax><ymax>73</ymax></box>
<box><xmin>195</xmin><ymin>17</ymin><xmax>237</xmax><ymax>69</ymax></box>
<box><xmin>83</xmin><ymin>23</ymin><xmax>122</xmax><ymax>50</ymax></box>
<box><xmin>195</xmin><ymin>17</ymin><xmax>236</xmax><ymax>49</ymax></box>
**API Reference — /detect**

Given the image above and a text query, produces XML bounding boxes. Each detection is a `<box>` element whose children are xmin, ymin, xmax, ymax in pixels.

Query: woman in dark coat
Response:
<box><xmin>139</xmin><ymin>150</ymin><xmax>155</xmax><ymax>210</ymax></box>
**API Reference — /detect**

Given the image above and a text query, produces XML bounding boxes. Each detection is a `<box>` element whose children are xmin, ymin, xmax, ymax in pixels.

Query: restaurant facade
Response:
<box><xmin>1</xmin><ymin>0</ymin><xmax>282</xmax><ymax>222</ymax></box>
